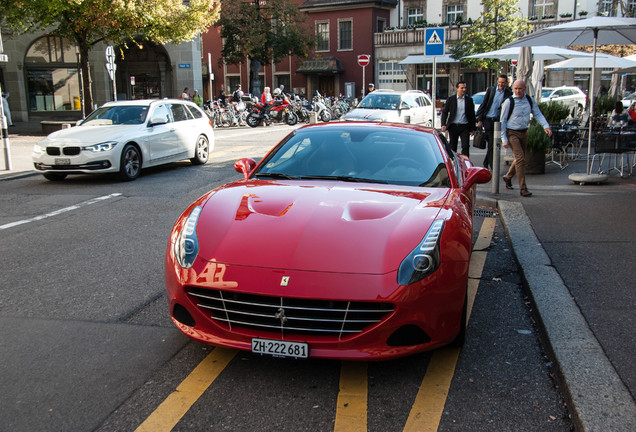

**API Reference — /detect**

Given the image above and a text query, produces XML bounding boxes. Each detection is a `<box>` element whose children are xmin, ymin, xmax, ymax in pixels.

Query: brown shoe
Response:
<box><xmin>520</xmin><ymin>188</ymin><xmax>532</xmax><ymax>197</ymax></box>
<box><xmin>502</xmin><ymin>176</ymin><xmax>513</xmax><ymax>190</ymax></box>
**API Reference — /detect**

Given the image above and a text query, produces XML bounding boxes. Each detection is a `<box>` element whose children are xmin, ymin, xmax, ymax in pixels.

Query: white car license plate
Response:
<box><xmin>54</xmin><ymin>158</ymin><xmax>71</xmax><ymax>165</ymax></box>
<box><xmin>252</xmin><ymin>338</ymin><xmax>308</xmax><ymax>359</ymax></box>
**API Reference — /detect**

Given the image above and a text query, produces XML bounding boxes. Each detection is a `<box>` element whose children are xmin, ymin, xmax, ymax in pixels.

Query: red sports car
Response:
<box><xmin>165</xmin><ymin>122</ymin><xmax>491</xmax><ymax>360</ymax></box>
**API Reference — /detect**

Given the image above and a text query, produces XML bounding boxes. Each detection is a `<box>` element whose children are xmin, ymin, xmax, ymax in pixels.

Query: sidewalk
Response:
<box><xmin>2</xmin><ymin>122</ymin><xmax>635</xmax><ymax>430</ymax></box>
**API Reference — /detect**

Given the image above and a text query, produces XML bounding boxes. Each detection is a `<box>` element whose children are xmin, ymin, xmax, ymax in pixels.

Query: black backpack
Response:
<box><xmin>233</xmin><ymin>90</ymin><xmax>241</xmax><ymax>102</ymax></box>
<box><xmin>506</xmin><ymin>94</ymin><xmax>533</xmax><ymax>120</ymax></box>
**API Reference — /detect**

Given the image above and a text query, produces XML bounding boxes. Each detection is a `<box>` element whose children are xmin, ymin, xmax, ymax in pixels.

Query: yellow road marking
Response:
<box><xmin>135</xmin><ymin>347</ymin><xmax>237</xmax><ymax>432</ymax></box>
<box><xmin>403</xmin><ymin>217</ymin><xmax>496</xmax><ymax>431</ymax></box>
<box><xmin>334</xmin><ymin>361</ymin><xmax>368</xmax><ymax>432</ymax></box>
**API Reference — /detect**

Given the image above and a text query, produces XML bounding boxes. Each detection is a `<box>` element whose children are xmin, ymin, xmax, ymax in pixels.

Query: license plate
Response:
<box><xmin>252</xmin><ymin>338</ymin><xmax>308</xmax><ymax>359</ymax></box>
<box><xmin>54</xmin><ymin>158</ymin><xmax>71</xmax><ymax>165</ymax></box>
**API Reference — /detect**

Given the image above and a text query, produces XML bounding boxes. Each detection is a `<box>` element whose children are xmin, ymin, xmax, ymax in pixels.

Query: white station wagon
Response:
<box><xmin>32</xmin><ymin>99</ymin><xmax>214</xmax><ymax>181</ymax></box>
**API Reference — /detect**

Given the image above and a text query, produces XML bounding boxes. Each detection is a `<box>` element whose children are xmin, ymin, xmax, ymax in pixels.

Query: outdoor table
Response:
<box><xmin>591</xmin><ymin>130</ymin><xmax>636</xmax><ymax>177</ymax></box>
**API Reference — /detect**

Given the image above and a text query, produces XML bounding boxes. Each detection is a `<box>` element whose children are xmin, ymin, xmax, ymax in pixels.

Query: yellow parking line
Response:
<box><xmin>403</xmin><ymin>217</ymin><xmax>496</xmax><ymax>432</ymax></box>
<box><xmin>135</xmin><ymin>347</ymin><xmax>237</xmax><ymax>432</ymax></box>
<box><xmin>334</xmin><ymin>361</ymin><xmax>368</xmax><ymax>432</ymax></box>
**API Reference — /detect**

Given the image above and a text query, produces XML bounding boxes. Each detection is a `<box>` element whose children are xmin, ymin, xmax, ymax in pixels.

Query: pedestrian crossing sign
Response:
<box><xmin>425</xmin><ymin>28</ymin><xmax>445</xmax><ymax>56</ymax></box>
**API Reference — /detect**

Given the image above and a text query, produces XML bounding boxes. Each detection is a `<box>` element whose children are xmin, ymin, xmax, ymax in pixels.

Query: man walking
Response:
<box><xmin>441</xmin><ymin>81</ymin><xmax>476</xmax><ymax>156</ymax></box>
<box><xmin>500</xmin><ymin>80</ymin><xmax>552</xmax><ymax>197</ymax></box>
<box><xmin>476</xmin><ymin>74</ymin><xmax>512</xmax><ymax>169</ymax></box>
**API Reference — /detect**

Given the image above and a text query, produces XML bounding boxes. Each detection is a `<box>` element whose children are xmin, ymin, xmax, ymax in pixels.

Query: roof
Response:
<box><xmin>296</xmin><ymin>57</ymin><xmax>345</xmax><ymax>74</ymax></box>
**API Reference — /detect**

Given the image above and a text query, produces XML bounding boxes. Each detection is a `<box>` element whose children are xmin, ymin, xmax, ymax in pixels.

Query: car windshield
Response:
<box><xmin>254</xmin><ymin>126</ymin><xmax>450</xmax><ymax>188</ymax></box>
<box><xmin>81</xmin><ymin>105</ymin><xmax>149</xmax><ymax>126</ymax></box>
<box><xmin>357</xmin><ymin>94</ymin><xmax>402</xmax><ymax>110</ymax></box>
<box><xmin>541</xmin><ymin>89</ymin><xmax>555</xmax><ymax>98</ymax></box>
<box><xmin>472</xmin><ymin>93</ymin><xmax>485</xmax><ymax>104</ymax></box>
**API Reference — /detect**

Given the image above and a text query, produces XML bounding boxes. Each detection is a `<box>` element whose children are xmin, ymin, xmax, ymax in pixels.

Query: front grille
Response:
<box><xmin>187</xmin><ymin>287</ymin><xmax>394</xmax><ymax>338</ymax></box>
<box><xmin>46</xmin><ymin>147</ymin><xmax>81</xmax><ymax>156</ymax></box>
<box><xmin>63</xmin><ymin>147</ymin><xmax>81</xmax><ymax>155</ymax></box>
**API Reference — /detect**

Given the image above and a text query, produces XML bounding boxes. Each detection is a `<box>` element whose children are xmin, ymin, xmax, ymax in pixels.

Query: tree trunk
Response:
<box><xmin>79</xmin><ymin>44</ymin><xmax>93</xmax><ymax>116</ymax></box>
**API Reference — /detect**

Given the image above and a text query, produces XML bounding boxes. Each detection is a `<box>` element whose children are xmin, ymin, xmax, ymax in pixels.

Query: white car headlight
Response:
<box><xmin>174</xmin><ymin>206</ymin><xmax>202</xmax><ymax>269</ymax></box>
<box><xmin>82</xmin><ymin>141</ymin><xmax>118</xmax><ymax>152</ymax></box>
<box><xmin>32</xmin><ymin>144</ymin><xmax>45</xmax><ymax>155</ymax></box>
<box><xmin>397</xmin><ymin>220</ymin><xmax>445</xmax><ymax>285</ymax></box>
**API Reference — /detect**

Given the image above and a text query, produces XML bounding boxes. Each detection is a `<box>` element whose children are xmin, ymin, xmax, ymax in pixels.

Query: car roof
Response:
<box><xmin>372</xmin><ymin>89</ymin><xmax>425</xmax><ymax>95</ymax></box>
<box><xmin>101</xmin><ymin>99</ymin><xmax>195</xmax><ymax>108</ymax></box>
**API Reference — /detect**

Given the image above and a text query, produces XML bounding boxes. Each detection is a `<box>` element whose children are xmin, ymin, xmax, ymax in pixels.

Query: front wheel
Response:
<box><xmin>118</xmin><ymin>144</ymin><xmax>141</xmax><ymax>181</ymax></box>
<box><xmin>320</xmin><ymin>110</ymin><xmax>331</xmax><ymax>122</ymax></box>
<box><xmin>246</xmin><ymin>114</ymin><xmax>261</xmax><ymax>128</ymax></box>
<box><xmin>286</xmin><ymin>111</ymin><xmax>298</xmax><ymax>126</ymax></box>
<box><xmin>190</xmin><ymin>134</ymin><xmax>209</xmax><ymax>165</ymax></box>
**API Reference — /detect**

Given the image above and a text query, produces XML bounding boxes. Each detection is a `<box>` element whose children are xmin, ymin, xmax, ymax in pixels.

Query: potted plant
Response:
<box><xmin>525</xmin><ymin>102</ymin><xmax>570</xmax><ymax>174</ymax></box>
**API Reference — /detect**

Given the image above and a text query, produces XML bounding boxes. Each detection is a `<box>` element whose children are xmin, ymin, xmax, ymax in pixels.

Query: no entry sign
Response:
<box><xmin>358</xmin><ymin>54</ymin><xmax>371</xmax><ymax>67</ymax></box>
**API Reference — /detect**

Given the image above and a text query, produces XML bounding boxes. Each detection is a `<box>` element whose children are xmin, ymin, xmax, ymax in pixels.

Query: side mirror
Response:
<box><xmin>461</xmin><ymin>167</ymin><xmax>492</xmax><ymax>194</ymax></box>
<box><xmin>148</xmin><ymin>116</ymin><xmax>168</xmax><ymax>127</ymax></box>
<box><xmin>234</xmin><ymin>158</ymin><xmax>257</xmax><ymax>179</ymax></box>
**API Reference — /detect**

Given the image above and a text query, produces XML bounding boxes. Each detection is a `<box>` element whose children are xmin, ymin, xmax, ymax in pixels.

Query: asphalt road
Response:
<box><xmin>0</xmin><ymin>125</ymin><xmax>573</xmax><ymax>431</ymax></box>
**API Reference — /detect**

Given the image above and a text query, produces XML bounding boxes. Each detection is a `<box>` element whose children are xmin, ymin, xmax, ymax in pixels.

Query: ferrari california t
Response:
<box><xmin>165</xmin><ymin>122</ymin><xmax>491</xmax><ymax>360</ymax></box>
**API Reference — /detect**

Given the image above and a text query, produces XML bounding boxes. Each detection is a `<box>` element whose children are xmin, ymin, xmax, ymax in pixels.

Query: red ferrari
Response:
<box><xmin>165</xmin><ymin>122</ymin><xmax>491</xmax><ymax>360</ymax></box>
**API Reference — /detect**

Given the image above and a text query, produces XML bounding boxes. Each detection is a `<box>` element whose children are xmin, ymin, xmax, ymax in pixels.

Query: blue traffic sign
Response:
<box><xmin>425</xmin><ymin>28</ymin><xmax>445</xmax><ymax>56</ymax></box>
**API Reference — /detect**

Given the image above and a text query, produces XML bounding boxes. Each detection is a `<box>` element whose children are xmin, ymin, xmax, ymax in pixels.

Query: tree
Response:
<box><xmin>450</xmin><ymin>0</ymin><xmax>530</xmax><ymax>82</ymax></box>
<box><xmin>0</xmin><ymin>0</ymin><xmax>219</xmax><ymax>115</ymax></box>
<box><xmin>215</xmin><ymin>0</ymin><xmax>314</xmax><ymax>96</ymax></box>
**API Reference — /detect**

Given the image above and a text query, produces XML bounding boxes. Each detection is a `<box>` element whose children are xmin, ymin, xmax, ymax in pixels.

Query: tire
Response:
<box><xmin>118</xmin><ymin>144</ymin><xmax>141</xmax><ymax>181</ymax></box>
<box><xmin>320</xmin><ymin>110</ymin><xmax>331</xmax><ymax>122</ymax></box>
<box><xmin>246</xmin><ymin>114</ymin><xmax>261</xmax><ymax>128</ymax></box>
<box><xmin>43</xmin><ymin>173</ymin><xmax>67</xmax><ymax>181</ymax></box>
<box><xmin>286</xmin><ymin>111</ymin><xmax>298</xmax><ymax>126</ymax></box>
<box><xmin>190</xmin><ymin>134</ymin><xmax>209</xmax><ymax>165</ymax></box>
<box><xmin>220</xmin><ymin>111</ymin><xmax>232</xmax><ymax>127</ymax></box>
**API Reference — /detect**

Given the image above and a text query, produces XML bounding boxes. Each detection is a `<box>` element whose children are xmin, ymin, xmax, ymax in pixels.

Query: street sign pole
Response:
<box><xmin>425</xmin><ymin>29</ymin><xmax>445</xmax><ymax>129</ymax></box>
<box><xmin>362</xmin><ymin>65</ymin><xmax>366</xmax><ymax>97</ymax></box>
<box><xmin>0</xmin><ymin>30</ymin><xmax>12</xmax><ymax>170</ymax></box>
<box><xmin>358</xmin><ymin>54</ymin><xmax>371</xmax><ymax>98</ymax></box>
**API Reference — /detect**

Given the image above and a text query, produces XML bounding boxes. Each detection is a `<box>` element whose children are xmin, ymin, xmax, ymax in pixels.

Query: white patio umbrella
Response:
<box><xmin>531</xmin><ymin>59</ymin><xmax>545</xmax><ymax>101</ymax></box>
<box><xmin>463</xmin><ymin>46</ymin><xmax>593</xmax><ymax>61</ymax></box>
<box><xmin>516</xmin><ymin>47</ymin><xmax>534</xmax><ymax>97</ymax></box>
<box><xmin>505</xmin><ymin>16</ymin><xmax>636</xmax><ymax>182</ymax></box>
<box><xmin>544</xmin><ymin>53</ymin><xmax>636</xmax><ymax>70</ymax></box>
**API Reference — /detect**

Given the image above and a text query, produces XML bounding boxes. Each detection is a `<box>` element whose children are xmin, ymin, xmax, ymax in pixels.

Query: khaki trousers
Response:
<box><xmin>504</xmin><ymin>129</ymin><xmax>529</xmax><ymax>190</ymax></box>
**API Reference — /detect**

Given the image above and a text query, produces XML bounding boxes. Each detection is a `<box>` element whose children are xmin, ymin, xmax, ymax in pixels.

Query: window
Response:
<box><xmin>316</xmin><ymin>21</ymin><xmax>329</xmax><ymax>52</ymax></box>
<box><xmin>152</xmin><ymin>105</ymin><xmax>172</xmax><ymax>123</ymax></box>
<box><xmin>446</xmin><ymin>5</ymin><xmax>464</xmax><ymax>23</ymax></box>
<box><xmin>599</xmin><ymin>0</ymin><xmax>615</xmax><ymax>16</ymax></box>
<box><xmin>378</xmin><ymin>61</ymin><xmax>407</xmax><ymax>89</ymax></box>
<box><xmin>533</xmin><ymin>0</ymin><xmax>555</xmax><ymax>17</ymax></box>
<box><xmin>407</xmin><ymin>8</ymin><xmax>424</xmax><ymax>25</ymax></box>
<box><xmin>338</xmin><ymin>20</ymin><xmax>352</xmax><ymax>51</ymax></box>
<box><xmin>25</xmin><ymin>35</ymin><xmax>81</xmax><ymax>112</ymax></box>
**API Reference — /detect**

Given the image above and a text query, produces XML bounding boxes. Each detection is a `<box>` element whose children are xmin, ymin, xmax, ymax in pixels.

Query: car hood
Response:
<box><xmin>343</xmin><ymin>108</ymin><xmax>397</xmax><ymax>122</ymax></box>
<box><xmin>40</xmin><ymin>124</ymin><xmax>140</xmax><ymax>146</ymax></box>
<box><xmin>195</xmin><ymin>180</ymin><xmax>450</xmax><ymax>274</ymax></box>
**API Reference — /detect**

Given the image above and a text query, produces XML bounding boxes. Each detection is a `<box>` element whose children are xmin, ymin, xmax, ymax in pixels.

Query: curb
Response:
<box><xmin>497</xmin><ymin>199</ymin><xmax>636</xmax><ymax>432</ymax></box>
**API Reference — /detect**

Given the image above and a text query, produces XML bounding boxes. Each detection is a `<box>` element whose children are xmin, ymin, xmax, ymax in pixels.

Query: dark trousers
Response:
<box><xmin>448</xmin><ymin>123</ymin><xmax>471</xmax><ymax>156</ymax></box>
<box><xmin>482</xmin><ymin>117</ymin><xmax>497</xmax><ymax>169</ymax></box>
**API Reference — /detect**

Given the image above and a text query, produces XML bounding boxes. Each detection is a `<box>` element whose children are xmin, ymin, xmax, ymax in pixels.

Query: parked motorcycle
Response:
<box><xmin>246</xmin><ymin>99</ymin><xmax>298</xmax><ymax>127</ymax></box>
<box><xmin>313</xmin><ymin>92</ymin><xmax>332</xmax><ymax>122</ymax></box>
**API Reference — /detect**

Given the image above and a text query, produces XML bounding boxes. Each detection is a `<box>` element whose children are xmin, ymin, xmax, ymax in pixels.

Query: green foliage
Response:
<box><xmin>527</xmin><ymin>120</ymin><xmax>552</xmax><ymax>152</ymax></box>
<box><xmin>594</xmin><ymin>95</ymin><xmax>619</xmax><ymax>116</ymax></box>
<box><xmin>216</xmin><ymin>0</ymin><xmax>314</xmax><ymax>66</ymax></box>
<box><xmin>538</xmin><ymin>101</ymin><xmax>571</xmax><ymax>124</ymax></box>
<box><xmin>450</xmin><ymin>0</ymin><xmax>531</xmax><ymax>70</ymax></box>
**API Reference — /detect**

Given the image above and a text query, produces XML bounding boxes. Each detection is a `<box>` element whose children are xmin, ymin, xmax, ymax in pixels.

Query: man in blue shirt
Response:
<box><xmin>500</xmin><ymin>80</ymin><xmax>552</xmax><ymax>197</ymax></box>
<box><xmin>476</xmin><ymin>74</ymin><xmax>512</xmax><ymax>169</ymax></box>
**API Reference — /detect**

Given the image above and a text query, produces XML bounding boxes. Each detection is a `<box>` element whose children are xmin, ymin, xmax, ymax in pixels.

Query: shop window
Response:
<box><xmin>25</xmin><ymin>35</ymin><xmax>81</xmax><ymax>112</ymax></box>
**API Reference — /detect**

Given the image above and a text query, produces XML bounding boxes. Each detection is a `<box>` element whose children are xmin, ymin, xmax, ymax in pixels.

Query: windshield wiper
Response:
<box><xmin>254</xmin><ymin>172</ymin><xmax>298</xmax><ymax>180</ymax></box>
<box><xmin>299</xmin><ymin>175</ymin><xmax>389</xmax><ymax>184</ymax></box>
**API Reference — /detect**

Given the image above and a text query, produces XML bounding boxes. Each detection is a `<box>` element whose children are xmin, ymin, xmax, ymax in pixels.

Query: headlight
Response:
<box><xmin>32</xmin><ymin>144</ymin><xmax>45</xmax><ymax>154</ymax></box>
<box><xmin>82</xmin><ymin>141</ymin><xmax>118</xmax><ymax>152</ymax></box>
<box><xmin>173</xmin><ymin>206</ymin><xmax>202</xmax><ymax>269</ymax></box>
<box><xmin>397</xmin><ymin>220</ymin><xmax>445</xmax><ymax>285</ymax></box>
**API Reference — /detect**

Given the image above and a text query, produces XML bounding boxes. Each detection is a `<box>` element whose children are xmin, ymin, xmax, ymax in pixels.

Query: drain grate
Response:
<box><xmin>474</xmin><ymin>207</ymin><xmax>498</xmax><ymax>218</ymax></box>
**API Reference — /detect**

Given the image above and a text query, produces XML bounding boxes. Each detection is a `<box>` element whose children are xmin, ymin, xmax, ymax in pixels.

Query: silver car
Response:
<box><xmin>343</xmin><ymin>89</ymin><xmax>434</xmax><ymax>126</ymax></box>
<box><xmin>32</xmin><ymin>99</ymin><xmax>215</xmax><ymax>181</ymax></box>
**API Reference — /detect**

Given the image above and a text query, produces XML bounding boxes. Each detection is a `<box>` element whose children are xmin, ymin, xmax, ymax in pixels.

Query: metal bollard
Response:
<box><xmin>492</xmin><ymin>121</ymin><xmax>501</xmax><ymax>194</ymax></box>
<box><xmin>1</xmin><ymin>113</ymin><xmax>11</xmax><ymax>171</ymax></box>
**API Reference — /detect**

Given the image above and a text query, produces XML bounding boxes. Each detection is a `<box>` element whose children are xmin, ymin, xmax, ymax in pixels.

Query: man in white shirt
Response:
<box><xmin>441</xmin><ymin>81</ymin><xmax>476</xmax><ymax>156</ymax></box>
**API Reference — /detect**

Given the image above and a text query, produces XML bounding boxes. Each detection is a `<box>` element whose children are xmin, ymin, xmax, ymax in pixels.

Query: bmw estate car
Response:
<box><xmin>32</xmin><ymin>99</ymin><xmax>214</xmax><ymax>181</ymax></box>
<box><xmin>165</xmin><ymin>122</ymin><xmax>491</xmax><ymax>360</ymax></box>
<box><xmin>344</xmin><ymin>89</ymin><xmax>435</xmax><ymax>127</ymax></box>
